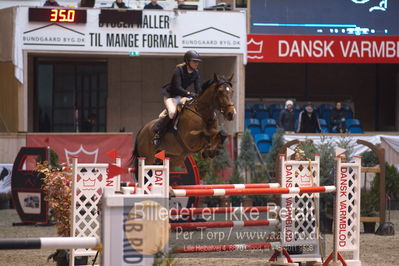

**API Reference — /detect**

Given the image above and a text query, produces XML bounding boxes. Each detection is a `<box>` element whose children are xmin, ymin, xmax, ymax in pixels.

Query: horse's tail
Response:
<box><xmin>131</xmin><ymin>128</ymin><xmax>142</xmax><ymax>180</ymax></box>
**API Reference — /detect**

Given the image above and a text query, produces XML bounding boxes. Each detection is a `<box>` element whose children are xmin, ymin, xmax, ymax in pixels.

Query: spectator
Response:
<box><xmin>297</xmin><ymin>103</ymin><xmax>321</xmax><ymax>133</ymax></box>
<box><xmin>278</xmin><ymin>100</ymin><xmax>296</xmax><ymax>132</ymax></box>
<box><xmin>331</xmin><ymin>102</ymin><xmax>347</xmax><ymax>133</ymax></box>
<box><xmin>144</xmin><ymin>0</ymin><xmax>164</xmax><ymax>9</ymax></box>
<box><xmin>111</xmin><ymin>0</ymin><xmax>128</xmax><ymax>8</ymax></box>
<box><xmin>43</xmin><ymin>0</ymin><xmax>60</xmax><ymax>6</ymax></box>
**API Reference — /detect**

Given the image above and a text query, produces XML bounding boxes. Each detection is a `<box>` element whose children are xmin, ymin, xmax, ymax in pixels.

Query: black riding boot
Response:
<box><xmin>153</xmin><ymin>116</ymin><xmax>171</xmax><ymax>146</ymax></box>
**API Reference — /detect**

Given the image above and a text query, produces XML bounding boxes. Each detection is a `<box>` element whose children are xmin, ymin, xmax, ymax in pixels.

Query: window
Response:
<box><xmin>35</xmin><ymin>60</ymin><xmax>107</xmax><ymax>132</ymax></box>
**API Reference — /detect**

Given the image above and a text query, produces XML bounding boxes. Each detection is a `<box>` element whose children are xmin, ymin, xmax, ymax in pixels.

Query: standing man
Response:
<box><xmin>297</xmin><ymin>103</ymin><xmax>321</xmax><ymax>133</ymax></box>
<box><xmin>144</xmin><ymin>0</ymin><xmax>164</xmax><ymax>9</ymax></box>
<box><xmin>278</xmin><ymin>100</ymin><xmax>296</xmax><ymax>132</ymax></box>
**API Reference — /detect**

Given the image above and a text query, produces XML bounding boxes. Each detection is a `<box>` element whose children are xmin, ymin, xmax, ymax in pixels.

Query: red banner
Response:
<box><xmin>247</xmin><ymin>34</ymin><xmax>399</xmax><ymax>63</ymax></box>
<box><xmin>26</xmin><ymin>133</ymin><xmax>133</xmax><ymax>181</ymax></box>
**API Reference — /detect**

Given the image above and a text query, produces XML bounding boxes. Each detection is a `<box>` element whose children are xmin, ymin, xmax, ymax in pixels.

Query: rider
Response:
<box><xmin>152</xmin><ymin>50</ymin><xmax>202</xmax><ymax>146</ymax></box>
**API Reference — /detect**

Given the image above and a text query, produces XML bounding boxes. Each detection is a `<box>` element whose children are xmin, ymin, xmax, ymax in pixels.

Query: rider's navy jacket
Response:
<box><xmin>162</xmin><ymin>64</ymin><xmax>201</xmax><ymax>98</ymax></box>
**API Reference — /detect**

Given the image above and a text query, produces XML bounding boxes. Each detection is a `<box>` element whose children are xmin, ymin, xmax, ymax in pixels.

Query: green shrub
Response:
<box><xmin>361</xmin><ymin>150</ymin><xmax>379</xmax><ymax>167</ymax></box>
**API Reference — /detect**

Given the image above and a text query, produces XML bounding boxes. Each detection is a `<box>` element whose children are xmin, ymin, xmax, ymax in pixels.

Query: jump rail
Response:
<box><xmin>170</xmin><ymin>219</ymin><xmax>279</xmax><ymax>230</ymax></box>
<box><xmin>0</xmin><ymin>237</ymin><xmax>98</xmax><ymax>250</ymax></box>
<box><xmin>171</xmin><ymin>186</ymin><xmax>336</xmax><ymax>197</ymax></box>
<box><xmin>171</xmin><ymin>183</ymin><xmax>280</xmax><ymax>189</ymax></box>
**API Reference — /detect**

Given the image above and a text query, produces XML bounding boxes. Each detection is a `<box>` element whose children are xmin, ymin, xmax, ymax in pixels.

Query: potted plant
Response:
<box><xmin>360</xmin><ymin>189</ymin><xmax>378</xmax><ymax>233</ymax></box>
<box><xmin>383</xmin><ymin>163</ymin><xmax>399</xmax><ymax>209</ymax></box>
<box><xmin>36</xmin><ymin>158</ymin><xmax>89</xmax><ymax>266</ymax></box>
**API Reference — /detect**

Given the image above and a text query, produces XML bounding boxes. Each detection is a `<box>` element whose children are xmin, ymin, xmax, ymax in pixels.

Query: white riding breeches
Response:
<box><xmin>162</xmin><ymin>96</ymin><xmax>190</xmax><ymax>119</ymax></box>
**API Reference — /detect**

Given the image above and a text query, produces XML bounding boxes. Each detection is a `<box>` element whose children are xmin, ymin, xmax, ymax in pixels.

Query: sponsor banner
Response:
<box><xmin>26</xmin><ymin>133</ymin><xmax>133</xmax><ymax>181</ymax></box>
<box><xmin>18</xmin><ymin>7</ymin><xmax>246</xmax><ymax>54</ymax></box>
<box><xmin>247</xmin><ymin>34</ymin><xmax>399</xmax><ymax>63</ymax></box>
<box><xmin>12</xmin><ymin>147</ymin><xmax>48</xmax><ymax>223</ymax></box>
<box><xmin>0</xmin><ymin>164</ymin><xmax>13</xmax><ymax>194</ymax></box>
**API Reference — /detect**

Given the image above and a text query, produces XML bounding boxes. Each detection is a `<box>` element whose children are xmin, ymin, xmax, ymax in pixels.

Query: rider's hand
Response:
<box><xmin>188</xmin><ymin>92</ymin><xmax>198</xmax><ymax>98</ymax></box>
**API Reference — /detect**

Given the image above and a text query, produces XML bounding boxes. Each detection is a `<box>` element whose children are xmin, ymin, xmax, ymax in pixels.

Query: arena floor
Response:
<box><xmin>0</xmin><ymin>209</ymin><xmax>398</xmax><ymax>266</ymax></box>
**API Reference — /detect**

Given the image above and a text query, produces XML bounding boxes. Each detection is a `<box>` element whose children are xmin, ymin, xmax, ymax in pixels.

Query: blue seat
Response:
<box><xmin>245</xmin><ymin>118</ymin><xmax>259</xmax><ymax>127</ymax></box>
<box><xmin>319</xmin><ymin>119</ymin><xmax>329</xmax><ymax>133</ymax></box>
<box><xmin>269</xmin><ymin>104</ymin><xmax>283</xmax><ymax>116</ymax></box>
<box><xmin>244</xmin><ymin>119</ymin><xmax>250</xmax><ymax>128</ymax></box>
<box><xmin>346</xmin><ymin>119</ymin><xmax>363</xmax><ymax>133</ymax></box>
<box><xmin>271</xmin><ymin>111</ymin><xmax>281</xmax><ymax>122</ymax></box>
<box><xmin>245</xmin><ymin>110</ymin><xmax>254</xmax><ymax>119</ymax></box>
<box><xmin>342</xmin><ymin>104</ymin><xmax>353</xmax><ymax>119</ymax></box>
<box><xmin>261</xmin><ymin>118</ymin><xmax>277</xmax><ymax>129</ymax></box>
<box><xmin>348</xmin><ymin>127</ymin><xmax>364</xmax><ymax>134</ymax></box>
<box><xmin>249</xmin><ymin>126</ymin><xmax>262</xmax><ymax>136</ymax></box>
<box><xmin>346</xmin><ymin>118</ymin><xmax>360</xmax><ymax>129</ymax></box>
<box><xmin>245</xmin><ymin>104</ymin><xmax>252</xmax><ymax>112</ymax></box>
<box><xmin>254</xmin><ymin>110</ymin><xmax>269</xmax><ymax>120</ymax></box>
<box><xmin>265</xmin><ymin>126</ymin><xmax>277</xmax><ymax>138</ymax></box>
<box><xmin>254</xmin><ymin>134</ymin><xmax>271</xmax><ymax>153</ymax></box>
<box><xmin>319</xmin><ymin>104</ymin><xmax>334</xmax><ymax>114</ymax></box>
<box><xmin>246</xmin><ymin>118</ymin><xmax>262</xmax><ymax>136</ymax></box>
<box><xmin>253</xmin><ymin>104</ymin><xmax>268</xmax><ymax>112</ymax></box>
<box><xmin>252</xmin><ymin>104</ymin><xmax>269</xmax><ymax>120</ymax></box>
<box><xmin>294</xmin><ymin>104</ymin><xmax>302</xmax><ymax>112</ymax></box>
<box><xmin>318</xmin><ymin>118</ymin><xmax>328</xmax><ymax>127</ymax></box>
<box><xmin>321</xmin><ymin>111</ymin><xmax>331</xmax><ymax>128</ymax></box>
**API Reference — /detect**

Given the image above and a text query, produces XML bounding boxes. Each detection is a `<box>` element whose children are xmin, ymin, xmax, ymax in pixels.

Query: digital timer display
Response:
<box><xmin>29</xmin><ymin>8</ymin><xmax>87</xmax><ymax>24</ymax></box>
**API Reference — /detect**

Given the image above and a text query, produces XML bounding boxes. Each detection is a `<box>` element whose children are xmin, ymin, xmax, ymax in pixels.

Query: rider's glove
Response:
<box><xmin>188</xmin><ymin>92</ymin><xmax>198</xmax><ymax>98</ymax></box>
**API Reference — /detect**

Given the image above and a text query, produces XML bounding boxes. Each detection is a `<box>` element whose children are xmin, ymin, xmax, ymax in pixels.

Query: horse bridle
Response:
<box><xmin>215</xmin><ymin>81</ymin><xmax>235</xmax><ymax>114</ymax></box>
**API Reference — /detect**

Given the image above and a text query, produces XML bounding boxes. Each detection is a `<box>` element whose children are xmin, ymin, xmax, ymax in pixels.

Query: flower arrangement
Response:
<box><xmin>36</xmin><ymin>161</ymin><xmax>72</xmax><ymax>237</ymax></box>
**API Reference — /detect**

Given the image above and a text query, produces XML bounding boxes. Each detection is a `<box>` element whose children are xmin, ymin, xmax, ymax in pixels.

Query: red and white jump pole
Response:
<box><xmin>171</xmin><ymin>183</ymin><xmax>280</xmax><ymax>189</ymax></box>
<box><xmin>169</xmin><ymin>206</ymin><xmax>276</xmax><ymax>215</ymax></box>
<box><xmin>171</xmin><ymin>219</ymin><xmax>279</xmax><ymax>230</ymax></box>
<box><xmin>174</xmin><ymin>242</ymin><xmax>279</xmax><ymax>253</ymax></box>
<box><xmin>0</xmin><ymin>237</ymin><xmax>98</xmax><ymax>250</ymax></box>
<box><xmin>171</xmin><ymin>186</ymin><xmax>336</xmax><ymax>197</ymax></box>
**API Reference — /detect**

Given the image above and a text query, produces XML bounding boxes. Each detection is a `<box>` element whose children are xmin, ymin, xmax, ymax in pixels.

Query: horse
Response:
<box><xmin>132</xmin><ymin>73</ymin><xmax>236</xmax><ymax>171</ymax></box>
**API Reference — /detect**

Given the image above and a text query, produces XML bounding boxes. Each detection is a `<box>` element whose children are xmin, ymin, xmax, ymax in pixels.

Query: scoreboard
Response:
<box><xmin>251</xmin><ymin>0</ymin><xmax>399</xmax><ymax>36</ymax></box>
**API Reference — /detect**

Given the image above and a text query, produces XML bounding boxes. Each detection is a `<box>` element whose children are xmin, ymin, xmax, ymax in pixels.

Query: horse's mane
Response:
<box><xmin>200</xmin><ymin>79</ymin><xmax>214</xmax><ymax>94</ymax></box>
<box><xmin>200</xmin><ymin>75</ymin><xmax>229</xmax><ymax>96</ymax></box>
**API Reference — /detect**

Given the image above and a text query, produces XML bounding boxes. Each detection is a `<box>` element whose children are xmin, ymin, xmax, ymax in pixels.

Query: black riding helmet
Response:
<box><xmin>184</xmin><ymin>50</ymin><xmax>202</xmax><ymax>64</ymax></box>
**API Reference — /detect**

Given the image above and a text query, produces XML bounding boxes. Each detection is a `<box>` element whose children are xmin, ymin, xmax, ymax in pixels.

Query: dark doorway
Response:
<box><xmin>35</xmin><ymin>59</ymin><xmax>107</xmax><ymax>132</ymax></box>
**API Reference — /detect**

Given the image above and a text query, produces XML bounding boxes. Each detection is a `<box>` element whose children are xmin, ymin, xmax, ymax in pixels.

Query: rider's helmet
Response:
<box><xmin>184</xmin><ymin>50</ymin><xmax>202</xmax><ymax>64</ymax></box>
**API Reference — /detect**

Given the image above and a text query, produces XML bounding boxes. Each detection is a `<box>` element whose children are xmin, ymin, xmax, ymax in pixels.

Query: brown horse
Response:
<box><xmin>132</xmin><ymin>74</ymin><xmax>236</xmax><ymax>171</ymax></box>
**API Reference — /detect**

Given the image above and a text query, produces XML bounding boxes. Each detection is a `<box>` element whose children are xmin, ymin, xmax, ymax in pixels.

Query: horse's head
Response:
<box><xmin>213</xmin><ymin>73</ymin><xmax>236</xmax><ymax>121</ymax></box>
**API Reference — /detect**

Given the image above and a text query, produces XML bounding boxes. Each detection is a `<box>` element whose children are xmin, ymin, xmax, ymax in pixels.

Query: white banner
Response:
<box><xmin>18</xmin><ymin>8</ymin><xmax>246</xmax><ymax>54</ymax></box>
